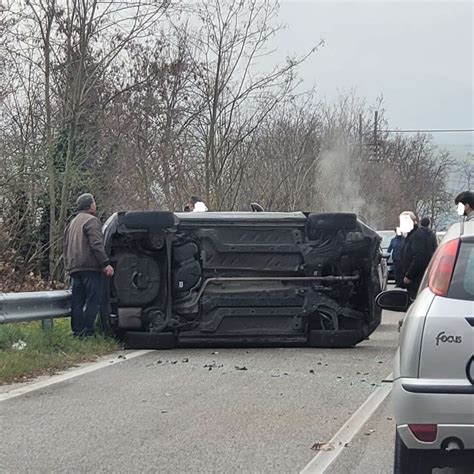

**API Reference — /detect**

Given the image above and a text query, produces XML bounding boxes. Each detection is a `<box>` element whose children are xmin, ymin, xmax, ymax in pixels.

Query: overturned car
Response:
<box><xmin>100</xmin><ymin>211</ymin><xmax>384</xmax><ymax>348</ymax></box>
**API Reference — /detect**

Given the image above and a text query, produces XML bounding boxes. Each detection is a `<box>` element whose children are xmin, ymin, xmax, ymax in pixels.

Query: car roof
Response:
<box><xmin>440</xmin><ymin>220</ymin><xmax>474</xmax><ymax>243</ymax></box>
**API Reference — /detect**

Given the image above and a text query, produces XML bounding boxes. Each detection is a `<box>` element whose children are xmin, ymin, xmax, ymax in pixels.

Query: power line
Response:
<box><xmin>384</xmin><ymin>128</ymin><xmax>474</xmax><ymax>133</ymax></box>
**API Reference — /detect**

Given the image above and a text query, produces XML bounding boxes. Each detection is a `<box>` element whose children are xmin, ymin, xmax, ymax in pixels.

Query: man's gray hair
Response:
<box><xmin>76</xmin><ymin>193</ymin><xmax>95</xmax><ymax>211</ymax></box>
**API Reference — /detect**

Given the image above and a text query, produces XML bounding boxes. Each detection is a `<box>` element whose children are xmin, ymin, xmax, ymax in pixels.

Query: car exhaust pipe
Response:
<box><xmin>441</xmin><ymin>437</ymin><xmax>464</xmax><ymax>452</ymax></box>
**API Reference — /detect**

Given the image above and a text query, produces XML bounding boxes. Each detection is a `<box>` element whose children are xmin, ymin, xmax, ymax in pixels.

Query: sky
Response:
<box><xmin>273</xmin><ymin>0</ymin><xmax>473</xmax><ymax>154</ymax></box>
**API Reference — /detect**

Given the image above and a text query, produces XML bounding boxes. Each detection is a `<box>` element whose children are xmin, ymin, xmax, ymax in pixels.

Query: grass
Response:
<box><xmin>0</xmin><ymin>319</ymin><xmax>119</xmax><ymax>385</ymax></box>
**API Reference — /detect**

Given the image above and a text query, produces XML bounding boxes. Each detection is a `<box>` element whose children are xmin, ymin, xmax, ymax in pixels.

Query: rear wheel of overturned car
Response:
<box><xmin>123</xmin><ymin>331</ymin><xmax>176</xmax><ymax>350</ymax></box>
<box><xmin>123</xmin><ymin>210</ymin><xmax>175</xmax><ymax>231</ymax></box>
<box><xmin>306</xmin><ymin>212</ymin><xmax>357</xmax><ymax>240</ymax></box>
<box><xmin>394</xmin><ymin>431</ymin><xmax>432</xmax><ymax>474</ymax></box>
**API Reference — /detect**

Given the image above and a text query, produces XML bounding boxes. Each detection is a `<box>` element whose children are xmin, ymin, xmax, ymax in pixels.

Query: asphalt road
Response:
<box><xmin>1</xmin><ymin>311</ymin><xmax>401</xmax><ymax>473</ymax></box>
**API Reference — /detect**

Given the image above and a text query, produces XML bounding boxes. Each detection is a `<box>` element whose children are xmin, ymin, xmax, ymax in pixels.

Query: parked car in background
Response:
<box><xmin>377</xmin><ymin>221</ymin><xmax>474</xmax><ymax>473</ymax></box>
<box><xmin>378</xmin><ymin>230</ymin><xmax>396</xmax><ymax>280</ymax></box>
<box><xmin>101</xmin><ymin>211</ymin><xmax>385</xmax><ymax>349</ymax></box>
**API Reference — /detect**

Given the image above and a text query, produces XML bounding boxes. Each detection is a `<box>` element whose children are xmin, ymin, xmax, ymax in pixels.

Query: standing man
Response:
<box><xmin>420</xmin><ymin>217</ymin><xmax>438</xmax><ymax>256</ymax></box>
<box><xmin>399</xmin><ymin>211</ymin><xmax>436</xmax><ymax>300</ymax></box>
<box><xmin>387</xmin><ymin>229</ymin><xmax>405</xmax><ymax>287</ymax></box>
<box><xmin>455</xmin><ymin>191</ymin><xmax>474</xmax><ymax>221</ymax></box>
<box><xmin>63</xmin><ymin>193</ymin><xmax>114</xmax><ymax>337</ymax></box>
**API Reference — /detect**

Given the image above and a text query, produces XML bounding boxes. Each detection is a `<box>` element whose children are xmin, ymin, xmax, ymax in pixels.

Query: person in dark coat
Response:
<box><xmin>420</xmin><ymin>217</ymin><xmax>438</xmax><ymax>256</ymax></box>
<box><xmin>399</xmin><ymin>211</ymin><xmax>437</xmax><ymax>300</ymax></box>
<box><xmin>63</xmin><ymin>193</ymin><xmax>114</xmax><ymax>337</ymax></box>
<box><xmin>387</xmin><ymin>230</ymin><xmax>405</xmax><ymax>287</ymax></box>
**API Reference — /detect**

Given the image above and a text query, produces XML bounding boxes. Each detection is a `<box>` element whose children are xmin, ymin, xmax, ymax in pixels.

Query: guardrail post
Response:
<box><xmin>42</xmin><ymin>319</ymin><xmax>54</xmax><ymax>331</ymax></box>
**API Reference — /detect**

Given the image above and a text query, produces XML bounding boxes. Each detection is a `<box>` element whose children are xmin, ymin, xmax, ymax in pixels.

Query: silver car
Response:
<box><xmin>377</xmin><ymin>221</ymin><xmax>474</xmax><ymax>473</ymax></box>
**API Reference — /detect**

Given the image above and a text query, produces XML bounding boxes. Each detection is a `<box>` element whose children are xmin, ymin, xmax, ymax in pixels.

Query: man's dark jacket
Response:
<box><xmin>63</xmin><ymin>211</ymin><xmax>110</xmax><ymax>275</ymax></box>
<box><xmin>401</xmin><ymin>225</ymin><xmax>437</xmax><ymax>296</ymax></box>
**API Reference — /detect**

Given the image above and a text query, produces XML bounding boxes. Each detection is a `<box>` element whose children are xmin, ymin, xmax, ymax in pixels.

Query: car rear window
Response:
<box><xmin>448</xmin><ymin>241</ymin><xmax>474</xmax><ymax>301</ymax></box>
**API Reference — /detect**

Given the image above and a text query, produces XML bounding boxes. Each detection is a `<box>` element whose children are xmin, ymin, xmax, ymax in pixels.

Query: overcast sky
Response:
<box><xmin>274</xmin><ymin>0</ymin><xmax>473</xmax><ymax>152</ymax></box>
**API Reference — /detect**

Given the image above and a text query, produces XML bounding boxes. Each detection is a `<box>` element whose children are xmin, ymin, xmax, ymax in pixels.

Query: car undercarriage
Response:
<box><xmin>101</xmin><ymin>211</ymin><xmax>383</xmax><ymax>348</ymax></box>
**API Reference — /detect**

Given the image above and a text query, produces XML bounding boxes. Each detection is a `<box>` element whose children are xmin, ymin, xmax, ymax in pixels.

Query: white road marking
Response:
<box><xmin>300</xmin><ymin>373</ymin><xmax>393</xmax><ymax>474</ymax></box>
<box><xmin>0</xmin><ymin>350</ymin><xmax>154</xmax><ymax>402</ymax></box>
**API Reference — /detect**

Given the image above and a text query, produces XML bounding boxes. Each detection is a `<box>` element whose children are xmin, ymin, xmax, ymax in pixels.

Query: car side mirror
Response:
<box><xmin>375</xmin><ymin>290</ymin><xmax>410</xmax><ymax>312</ymax></box>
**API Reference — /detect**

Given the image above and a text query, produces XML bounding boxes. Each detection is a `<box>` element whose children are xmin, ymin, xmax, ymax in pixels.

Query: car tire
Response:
<box><xmin>123</xmin><ymin>331</ymin><xmax>176</xmax><ymax>349</ymax></box>
<box><xmin>394</xmin><ymin>430</ymin><xmax>432</xmax><ymax>474</ymax></box>
<box><xmin>123</xmin><ymin>211</ymin><xmax>175</xmax><ymax>231</ymax></box>
<box><xmin>306</xmin><ymin>213</ymin><xmax>357</xmax><ymax>240</ymax></box>
<box><xmin>308</xmin><ymin>329</ymin><xmax>365</xmax><ymax>348</ymax></box>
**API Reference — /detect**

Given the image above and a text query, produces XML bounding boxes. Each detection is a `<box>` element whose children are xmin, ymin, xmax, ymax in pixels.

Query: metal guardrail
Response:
<box><xmin>0</xmin><ymin>290</ymin><xmax>71</xmax><ymax>324</ymax></box>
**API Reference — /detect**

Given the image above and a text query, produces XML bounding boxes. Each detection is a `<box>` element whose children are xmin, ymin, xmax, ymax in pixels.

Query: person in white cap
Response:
<box><xmin>189</xmin><ymin>195</ymin><xmax>208</xmax><ymax>212</ymax></box>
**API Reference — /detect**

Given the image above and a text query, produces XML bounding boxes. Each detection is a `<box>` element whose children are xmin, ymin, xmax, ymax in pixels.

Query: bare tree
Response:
<box><xmin>5</xmin><ymin>0</ymin><xmax>170</xmax><ymax>277</ymax></box>
<box><xmin>188</xmin><ymin>0</ymin><xmax>320</xmax><ymax>209</ymax></box>
<box><xmin>457</xmin><ymin>153</ymin><xmax>474</xmax><ymax>190</ymax></box>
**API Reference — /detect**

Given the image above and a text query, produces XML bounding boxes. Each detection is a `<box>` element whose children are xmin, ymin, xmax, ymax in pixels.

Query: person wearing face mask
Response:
<box><xmin>454</xmin><ymin>191</ymin><xmax>474</xmax><ymax>221</ymax></box>
<box><xmin>399</xmin><ymin>211</ymin><xmax>436</xmax><ymax>300</ymax></box>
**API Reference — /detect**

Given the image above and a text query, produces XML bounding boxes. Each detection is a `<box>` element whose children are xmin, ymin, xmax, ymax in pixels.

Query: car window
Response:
<box><xmin>448</xmin><ymin>241</ymin><xmax>474</xmax><ymax>301</ymax></box>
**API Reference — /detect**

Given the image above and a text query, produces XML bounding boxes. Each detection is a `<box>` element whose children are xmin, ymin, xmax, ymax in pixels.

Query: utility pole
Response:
<box><xmin>373</xmin><ymin>110</ymin><xmax>378</xmax><ymax>160</ymax></box>
<box><xmin>358</xmin><ymin>113</ymin><xmax>363</xmax><ymax>160</ymax></box>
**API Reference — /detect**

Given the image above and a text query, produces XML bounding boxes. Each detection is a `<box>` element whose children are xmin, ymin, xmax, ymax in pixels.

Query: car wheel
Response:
<box><xmin>123</xmin><ymin>331</ymin><xmax>176</xmax><ymax>349</ymax></box>
<box><xmin>123</xmin><ymin>210</ymin><xmax>175</xmax><ymax>231</ymax></box>
<box><xmin>394</xmin><ymin>430</ymin><xmax>432</xmax><ymax>474</ymax></box>
<box><xmin>306</xmin><ymin>212</ymin><xmax>357</xmax><ymax>239</ymax></box>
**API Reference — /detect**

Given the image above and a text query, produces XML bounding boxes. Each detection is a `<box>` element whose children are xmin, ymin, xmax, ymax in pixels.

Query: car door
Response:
<box><xmin>418</xmin><ymin>237</ymin><xmax>474</xmax><ymax>386</ymax></box>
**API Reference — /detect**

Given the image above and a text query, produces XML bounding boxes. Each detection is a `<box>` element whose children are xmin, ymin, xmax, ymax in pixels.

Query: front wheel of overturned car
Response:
<box><xmin>394</xmin><ymin>431</ymin><xmax>432</xmax><ymax>474</ymax></box>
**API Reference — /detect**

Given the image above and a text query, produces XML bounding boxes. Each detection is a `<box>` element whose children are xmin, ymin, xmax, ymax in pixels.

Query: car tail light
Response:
<box><xmin>409</xmin><ymin>424</ymin><xmax>438</xmax><ymax>442</ymax></box>
<box><xmin>428</xmin><ymin>239</ymin><xmax>460</xmax><ymax>296</ymax></box>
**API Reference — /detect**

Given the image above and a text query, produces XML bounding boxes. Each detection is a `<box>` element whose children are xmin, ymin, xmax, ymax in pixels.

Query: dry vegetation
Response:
<box><xmin>1</xmin><ymin>0</ymin><xmax>456</xmax><ymax>288</ymax></box>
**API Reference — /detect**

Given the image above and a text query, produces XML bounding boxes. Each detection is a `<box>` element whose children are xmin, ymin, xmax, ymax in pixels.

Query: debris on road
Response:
<box><xmin>204</xmin><ymin>363</ymin><xmax>223</xmax><ymax>369</ymax></box>
<box><xmin>182</xmin><ymin>358</ymin><xmax>189</xmax><ymax>363</ymax></box>
<box><xmin>364</xmin><ymin>429</ymin><xmax>376</xmax><ymax>436</ymax></box>
<box><xmin>117</xmin><ymin>354</ymin><xmax>126</xmax><ymax>359</ymax></box>
<box><xmin>235</xmin><ymin>365</ymin><xmax>248</xmax><ymax>371</ymax></box>
<box><xmin>309</xmin><ymin>369</ymin><xmax>315</xmax><ymax>374</ymax></box>
<box><xmin>311</xmin><ymin>442</ymin><xmax>335</xmax><ymax>452</ymax></box>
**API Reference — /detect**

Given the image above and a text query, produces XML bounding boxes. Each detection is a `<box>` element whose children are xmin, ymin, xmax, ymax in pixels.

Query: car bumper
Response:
<box><xmin>392</xmin><ymin>378</ymin><xmax>474</xmax><ymax>450</ymax></box>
